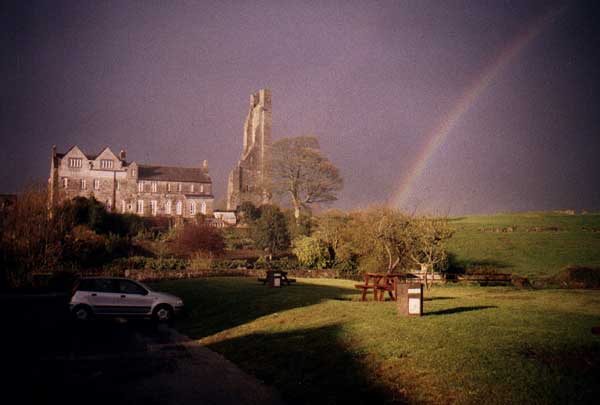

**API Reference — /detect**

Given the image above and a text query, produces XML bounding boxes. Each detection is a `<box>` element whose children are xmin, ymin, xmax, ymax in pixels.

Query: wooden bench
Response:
<box><xmin>354</xmin><ymin>284</ymin><xmax>377</xmax><ymax>301</ymax></box>
<box><xmin>258</xmin><ymin>271</ymin><xmax>296</xmax><ymax>286</ymax></box>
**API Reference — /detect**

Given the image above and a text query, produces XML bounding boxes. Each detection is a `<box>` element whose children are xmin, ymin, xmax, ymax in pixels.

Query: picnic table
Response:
<box><xmin>354</xmin><ymin>273</ymin><xmax>409</xmax><ymax>301</ymax></box>
<box><xmin>258</xmin><ymin>270</ymin><xmax>296</xmax><ymax>287</ymax></box>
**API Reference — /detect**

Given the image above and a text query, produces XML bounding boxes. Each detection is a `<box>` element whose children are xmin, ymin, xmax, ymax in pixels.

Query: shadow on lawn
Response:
<box><xmin>206</xmin><ymin>324</ymin><xmax>400</xmax><ymax>405</ymax></box>
<box><xmin>425</xmin><ymin>305</ymin><xmax>496</xmax><ymax>316</ymax></box>
<box><xmin>424</xmin><ymin>296</ymin><xmax>455</xmax><ymax>301</ymax></box>
<box><xmin>1</xmin><ymin>294</ymin><xmax>179</xmax><ymax>405</ymax></box>
<box><xmin>173</xmin><ymin>279</ymin><xmax>358</xmax><ymax>339</ymax></box>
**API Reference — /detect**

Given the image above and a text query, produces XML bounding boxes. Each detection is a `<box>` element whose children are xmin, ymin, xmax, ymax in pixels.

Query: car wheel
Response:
<box><xmin>153</xmin><ymin>305</ymin><xmax>173</xmax><ymax>323</ymax></box>
<box><xmin>72</xmin><ymin>305</ymin><xmax>93</xmax><ymax>321</ymax></box>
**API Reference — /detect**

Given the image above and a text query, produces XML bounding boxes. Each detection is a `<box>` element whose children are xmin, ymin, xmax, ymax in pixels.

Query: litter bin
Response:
<box><xmin>270</xmin><ymin>271</ymin><xmax>282</xmax><ymax>288</ymax></box>
<box><xmin>397</xmin><ymin>283</ymin><xmax>423</xmax><ymax>316</ymax></box>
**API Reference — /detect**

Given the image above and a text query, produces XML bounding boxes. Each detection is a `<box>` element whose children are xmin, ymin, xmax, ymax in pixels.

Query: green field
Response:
<box><xmin>155</xmin><ymin>277</ymin><xmax>600</xmax><ymax>404</ymax></box>
<box><xmin>446</xmin><ymin>212</ymin><xmax>600</xmax><ymax>279</ymax></box>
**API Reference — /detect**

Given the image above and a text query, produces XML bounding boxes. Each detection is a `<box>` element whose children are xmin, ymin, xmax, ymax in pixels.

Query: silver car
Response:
<box><xmin>70</xmin><ymin>277</ymin><xmax>184</xmax><ymax>322</ymax></box>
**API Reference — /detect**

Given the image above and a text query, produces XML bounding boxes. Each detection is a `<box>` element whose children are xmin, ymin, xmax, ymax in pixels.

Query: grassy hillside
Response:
<box><xmin>447</xmin><ymin>212</ymin><xmax>600</xmax><ymax>279</ymax></box>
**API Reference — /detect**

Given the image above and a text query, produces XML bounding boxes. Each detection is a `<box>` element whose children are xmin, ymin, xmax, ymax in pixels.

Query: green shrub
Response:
<box><xmin>292</xmin><ymin>236</ymin><xmax>333</xmax><ymax>269</ymax></box>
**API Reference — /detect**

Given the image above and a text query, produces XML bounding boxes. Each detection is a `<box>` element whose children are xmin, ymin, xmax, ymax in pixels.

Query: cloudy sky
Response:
<box><xmin>2</xmin><ymin>0</ymin><xmax>599</xmax><ymax>214</ymax></box>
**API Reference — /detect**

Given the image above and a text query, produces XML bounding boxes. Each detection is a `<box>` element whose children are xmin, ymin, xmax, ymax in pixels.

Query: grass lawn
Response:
<box><xmin>155</xmin><ymin>277</ymin><xmax>600</xmax><ymax>404</ymax></box>
<box><xmin>447</xmin><ymin>212</ymin><xmax>600</xmax><ymax>278</ymax></box>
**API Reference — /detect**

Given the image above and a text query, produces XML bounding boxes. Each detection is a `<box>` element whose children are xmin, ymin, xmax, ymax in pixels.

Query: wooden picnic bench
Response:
<box><xmin>258</xmin><ymin>270</ymin><xmax>296</xmax><ymax>286</ymax></box>
<box><xmin>355</xmin><ymin>273</ymin><xmax>409</xmax><ymax>301</ymax></box>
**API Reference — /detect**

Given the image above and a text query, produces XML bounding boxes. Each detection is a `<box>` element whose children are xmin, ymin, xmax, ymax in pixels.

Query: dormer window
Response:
<box><xmin>100</xmin><ymin>159</ymin><xmax>114</xmax><ymax>169</ymax></box>
<box><xmin>151</xmin><ymin>182</ymin><xmax>157</xmax><ymax>193</ymax></box>
<box><xmin>178</xmin><ymin>183</ymin><xmax>182</xmax><ymax>192</ymax></box>
<box><xmin>200</xmin><ymin>184</ymin><xmax>204</xmax><ymax>193</ymax></box>
<box><xmin>191</xmin><ymin>184</ymin><xmax>195</xmax><ymax>192</ymax></box>
<box><xmin>68</xmin><ymin>158</ymin><xmax>82</xmax><ymax>168</ymax></box>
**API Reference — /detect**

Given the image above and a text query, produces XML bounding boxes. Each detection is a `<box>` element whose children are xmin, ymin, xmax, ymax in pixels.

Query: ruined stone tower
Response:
<box><xmin>226</xmin><ymin>89</ymin><xmax>272</xmax><ymax>210</ymax></box>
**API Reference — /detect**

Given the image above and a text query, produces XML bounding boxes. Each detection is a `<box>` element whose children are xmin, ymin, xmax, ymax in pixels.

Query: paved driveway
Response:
<box><xmin>2</xmin><ymin>293</ymin><xmax>283</xmax><ymax>405</ymax></box>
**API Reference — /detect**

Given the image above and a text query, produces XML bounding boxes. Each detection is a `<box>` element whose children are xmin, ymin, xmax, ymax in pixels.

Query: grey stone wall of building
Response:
<box><xmin>49</xmin><ymin>146</ymin><xmax>214</xmax><ymax>219</ymax></box>
<box><xmin>226</xmin><ymin>89</ymin><xmax>272</xmax><ymax>210</ymax></box>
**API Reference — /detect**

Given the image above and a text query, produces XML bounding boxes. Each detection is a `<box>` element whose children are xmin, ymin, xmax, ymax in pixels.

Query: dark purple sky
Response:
<box><xmin>2</xmin><ymin>0</ymin><xmax>599</xmax><ymax>214</ymax></box>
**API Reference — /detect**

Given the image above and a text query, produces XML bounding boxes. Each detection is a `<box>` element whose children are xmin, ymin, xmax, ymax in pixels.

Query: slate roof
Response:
<box><xmin>56</xmin><ymin>152</ymin><xmax>98</xmax><ymax>160</ymax></box>
<box><xmin>138</xmin><ymin>164</ymin><xmax>211</xmax><ymax>183</ymax></box>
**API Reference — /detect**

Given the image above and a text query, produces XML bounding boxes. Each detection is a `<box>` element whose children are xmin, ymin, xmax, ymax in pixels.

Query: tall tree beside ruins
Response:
<box><xmin>271</xmin><ymin>136</ymin><xmax>343</xmax><ymax>220</ymax></box>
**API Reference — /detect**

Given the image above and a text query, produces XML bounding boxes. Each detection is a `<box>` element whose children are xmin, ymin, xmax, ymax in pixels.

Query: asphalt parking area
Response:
<box><xmin>2</xmin><ymin>293</ymin><xmax>282</xmax><ymax>405</ymax></box>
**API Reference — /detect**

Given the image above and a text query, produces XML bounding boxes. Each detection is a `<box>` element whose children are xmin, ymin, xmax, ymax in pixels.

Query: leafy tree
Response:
<box><xmin>313</xmin><ymin>210</ymin><xmax>350</xmax><ymax>261</ymax></box>
<box><xmin>252</xmin><ymin>205</ymin><xmax>290</xmax><ymax>258</ymax></box>
<box><xmin>271</xmin><ymin>136</ymin><xmax>343</xmax><ymax>220</ymax></box>
<box><xmin>237</xmin><ymin>201</ymin><xmax>261</xmax><ymax>223</ymax></box>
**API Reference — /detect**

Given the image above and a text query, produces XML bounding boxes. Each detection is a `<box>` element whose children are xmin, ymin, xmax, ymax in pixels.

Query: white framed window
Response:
<box><xmin>94</xmin><ymin>179</ymin><xmax>100</xmax><ymax>190</ymax></box>
<box><xmin>150</xmin><ymin>200</ymin><xmax>157</xmax><ymax>216</ymax></box>
<box><xmin>176</xmin><ymin>201</ymin><xmax>182</xmax><ymax>215</ymax></box>
<box><xmin>190</xmin><ymin>201</ymin><xmax>196</xmax><ymax>215</ymax></box>
<box><xmin>167</xmin><ymin>183</ymin><xmax>171</xmax><ymax>192</ymax></box>
<box><xmin>201</xmin><ymin>201</ymin><xmax>206</xmax><ymax>214</ymax></box>
<box><xmin>151</xmin><ymin>182</ymin><xmax>157</xmax><ymax>192</ymax></box>
<box><xmin>131</xmin><ymin>168</ymin><xmax>136</xmax><ymax>177</ymax></box>
<box><xmin>138</xmin><ymin>182</ymin><xmax>144</xmax><ymax>192</ymax></box>
<box><xmin>121</xmin><ymin>200</ymin><xmax>126</xmax><ymax>213</ymax></box>
<box><xmin>178</xmin><ymin>183</ymin><xmax>182</xmax><ymax>192</ymax></box>
<box><xmin>80</xmin><ymin>179</ymin><xmax>87</xmax><ymax>190</ymax></box>
<box><xmin>62</xmin><ymin>178</ymin><xmax>68</xmax><ymax>188</ymax></box>
<box><xmin>137</xmin><ymin>200</ymin><xmax>144</xmax><ymax>214</ymax></box>
<box><xmin>68</xmin><ymin>158</ymin><xmax>82</xmax><ymax>168</ymax></box>
<box><xmin>100</xmin><ymin>159</ymin><xmax>114</xmax><ymax>169</ymax></box>
<box><xmin>165</xmin><ymin>200</ymin><xmax>172</xmax><ymax>215</ymax></box>
<box><xmin>191</xmin><ymin>184</ymin><xmax>195</xmax><ymax>192</ymax></box>
<box><xmin>200</xmin><ymin>184</ymin><xmax>204</xmax><ymax>193</ymax></box>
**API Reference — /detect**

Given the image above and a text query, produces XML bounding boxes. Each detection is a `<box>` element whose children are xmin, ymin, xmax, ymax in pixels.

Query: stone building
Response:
<box><xmin>48</xmin><ymin>145</ymin><xmax>213</xmax><ymax>218</ymax></box>
<box><xmin>226</xmin><ymin>88</ymin><xmax>272</xmax><ymax>210</ymax></box>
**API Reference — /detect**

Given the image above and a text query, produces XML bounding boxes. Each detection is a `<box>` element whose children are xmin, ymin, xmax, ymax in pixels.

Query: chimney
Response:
<box><xmin>119</xmin><ymin>149</ymin><xmax>126</xmax><ymax>161</ymax></box>
<box><xmin>202</xmin><ymin>159</ymin><xmax>209</xmax><ymax>172</ymax></box>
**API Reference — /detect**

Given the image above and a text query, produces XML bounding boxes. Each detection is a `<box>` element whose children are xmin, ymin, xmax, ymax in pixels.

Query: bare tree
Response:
<box><xmin>271</xmin><ymin>136</ymin><xmax>343</xmax><ymax>220</ymax></box>
<box><xmin>407</xmin><ymin>216</ymin><xmax>454</xmax><ymax>289</ymax></box>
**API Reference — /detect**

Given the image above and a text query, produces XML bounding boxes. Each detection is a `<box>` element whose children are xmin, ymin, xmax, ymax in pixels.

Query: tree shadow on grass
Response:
<box><xmin>205</xmin><ymin>324</ymin><xmax>401</xmax><ymax>405</ymax></box>
<box><xmin>424</xmin><ymin>296</ymin><xmax>455</xmax><ymax>301</ymax></box>
<box><xmin>158</xmin><ymin>278</ymin><xmax>359</xmax><ymax>339</ymax></box>
<box><xmin>425</xmin><ymin>305</ymin><xmax>496</xmax><ymax>316</ymax></box>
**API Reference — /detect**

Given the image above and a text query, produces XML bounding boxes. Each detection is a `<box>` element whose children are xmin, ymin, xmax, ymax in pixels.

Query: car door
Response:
<box><xmin>116</xmin><ymin>279</ymin><xmax>153</xmax><ymax>315</ymax></box>
<box><xmin>87</xmin><ymin>279</ymin><xmax>121</xmax><ymax>315</ymax></box>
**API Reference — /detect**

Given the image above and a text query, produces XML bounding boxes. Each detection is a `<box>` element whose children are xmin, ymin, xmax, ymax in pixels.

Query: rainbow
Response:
<box><xmin>389</xmin><ymin>5</ymin><xmax>566</xmax><ymax>209</ymax></box>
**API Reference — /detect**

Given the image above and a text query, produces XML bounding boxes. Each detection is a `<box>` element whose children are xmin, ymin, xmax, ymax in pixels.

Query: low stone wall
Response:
<box><xmin>79</xmin><ymin>268</ymin><xmax>341</xmax><ymax>282</ymax></box>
